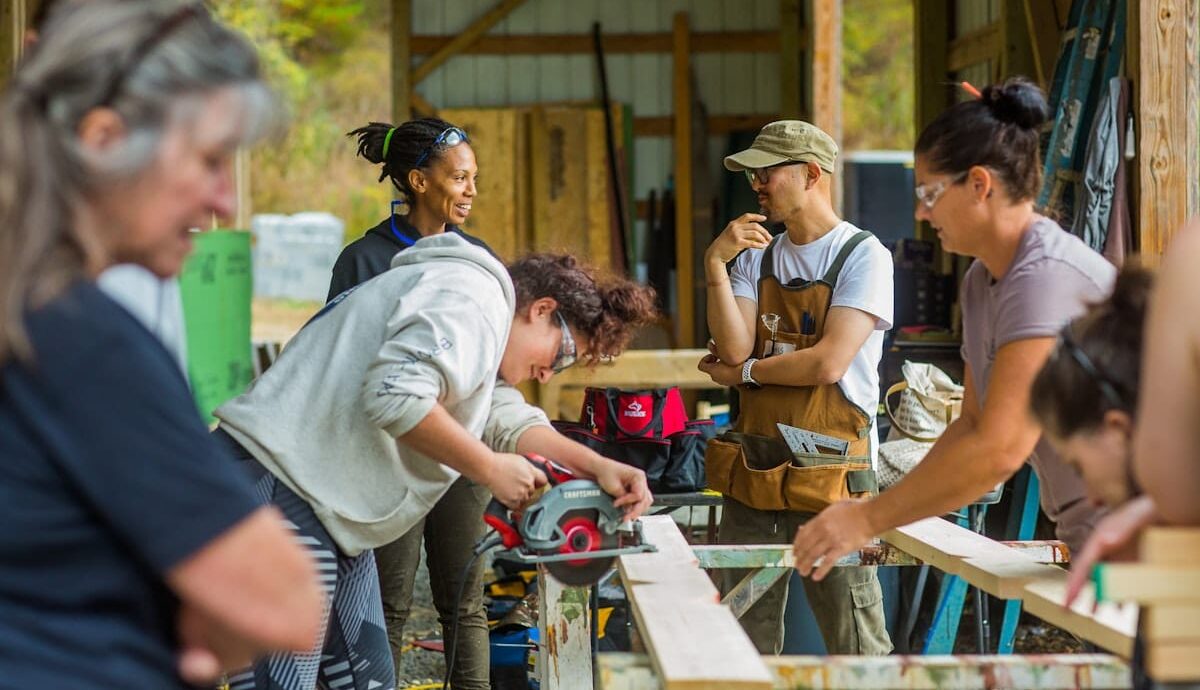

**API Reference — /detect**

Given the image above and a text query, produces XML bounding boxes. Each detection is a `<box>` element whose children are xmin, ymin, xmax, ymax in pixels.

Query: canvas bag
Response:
<box><xmin>878</xmin><ymin>361</ymin><xmax>963</xmax><ymax>489</ymax></box>
<box><xmin>884</xmin><ymin>360</ymin><xmax>964</xmax><ymax>442</ymax></box>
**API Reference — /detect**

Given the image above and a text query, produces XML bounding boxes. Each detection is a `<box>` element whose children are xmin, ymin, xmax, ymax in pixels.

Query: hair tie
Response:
<box><xmin>381</xmin><ymin>127</ymin><xmax>397</xmax><ymax>159</ymax></box>
<box><xmin>960</xmin><ymin>81</ymin><xmax>982</xmax><ymax>99</ymax></box>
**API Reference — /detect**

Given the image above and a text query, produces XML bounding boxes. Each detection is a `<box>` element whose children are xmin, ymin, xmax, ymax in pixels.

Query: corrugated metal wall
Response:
<box><xmin>412</xmin><ymin>0</ymin><xmax>782</xmax><ymax>204</ymax></box>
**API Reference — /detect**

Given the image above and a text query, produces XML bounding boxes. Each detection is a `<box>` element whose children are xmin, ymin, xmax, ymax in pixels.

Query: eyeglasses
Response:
<box><xmin>1059</xmin><ymin>326</ymin><xmax>1126</xmax><ymax>410</ymax></box>
<box><xmin>551</xmin><ymin>311</ymin><xmax>577</xmax><ymax>373</ymax></box>
<box><xmin>97</xmin><ymin>3</ymin><xmax>206</xmax><ymax>107</ymax></box>
<box><xmin>414</xmin><ymin>127</ymin><xmax>470</xmax><ymax>168</ymax></box>
<box><xmin>914</xmin><ymin>171</ymin><xmax>968</xmax><ymax>209</ymax></box>
<box><xmin>744</xmin><ymin>161</ymin><xmax>806</xmax><ymax>187</ymax></box>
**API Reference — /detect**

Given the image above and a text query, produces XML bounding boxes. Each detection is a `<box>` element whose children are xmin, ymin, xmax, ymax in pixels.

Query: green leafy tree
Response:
<box><xmin>842</xmin><ymin>0</ymin><xmax>914</xmax><ymax>152</ymax></box>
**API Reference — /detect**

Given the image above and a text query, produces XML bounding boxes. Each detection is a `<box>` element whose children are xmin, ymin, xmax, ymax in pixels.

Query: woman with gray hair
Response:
<box><xmin>0</xmin><ymin>2</ymin><xmax>323</xmax><ymax>688</ymax></box>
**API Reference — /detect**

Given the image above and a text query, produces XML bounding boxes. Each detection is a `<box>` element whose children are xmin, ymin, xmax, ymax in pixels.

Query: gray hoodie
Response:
<box><xmin>215</xmin><ymin>233</ymin><xmax>549</xmax><ymax>556</ymax></box>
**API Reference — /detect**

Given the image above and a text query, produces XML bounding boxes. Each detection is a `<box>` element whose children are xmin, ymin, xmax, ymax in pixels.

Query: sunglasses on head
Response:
<box><xmin>414</xmin><ymin>127</ymin><xmax>469</xmax><ymax>168</ymax></box>
<box><xmin>552</xmin><ymin>311</ymin><xmax>577</xmax><ymax>373</ymax></box>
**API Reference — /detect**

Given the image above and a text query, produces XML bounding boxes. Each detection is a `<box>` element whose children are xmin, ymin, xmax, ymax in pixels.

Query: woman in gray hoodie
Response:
<box><xmin>213</xmin><ymin>233</ymin><xmax>658</xmax><ymax>690</ymax></box>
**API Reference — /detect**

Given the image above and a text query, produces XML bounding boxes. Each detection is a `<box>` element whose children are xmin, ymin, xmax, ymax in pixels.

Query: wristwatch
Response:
<box><xmin>741</xmin><ymin>358</ymin><xmax>761</xmax><ymax>388</ymax></box>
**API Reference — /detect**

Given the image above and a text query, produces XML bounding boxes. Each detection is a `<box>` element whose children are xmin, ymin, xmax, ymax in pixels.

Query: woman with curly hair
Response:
<box><xmin>212</xmin><ymin>232</ymin><xmax>658</xmax><ymax>690</ymax></box>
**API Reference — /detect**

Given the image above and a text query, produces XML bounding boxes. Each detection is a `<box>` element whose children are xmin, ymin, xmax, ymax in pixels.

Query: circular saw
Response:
<box><xmin>481</xmin><ymin>455</ymin><xmax>655</xmax><ymax>586</ymax></box>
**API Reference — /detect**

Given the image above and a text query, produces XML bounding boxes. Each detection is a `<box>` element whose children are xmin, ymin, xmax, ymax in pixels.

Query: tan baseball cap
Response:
<box><xmin>723</xmin><ymin>120</ymin><xmax>838</xmax><ymax>174</ymax></box>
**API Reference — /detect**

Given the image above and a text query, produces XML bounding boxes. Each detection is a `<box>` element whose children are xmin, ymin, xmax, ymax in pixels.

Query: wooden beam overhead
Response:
<box><xmin>1136</xmin><ymin>0</ymin><xmax>1200</xmax><ymax>259</ymax></box>
<box><xmin>947</xmin><ymin>21</ymin><xmax>1002</xmax><ymax>73</ymax></box>
<box><xmin>410</xmin><ymin>0</ymin><xmax>527</xmax><ymax>86</ymax></box>
<box><xmin>409</xmin><ymin>30</ymin><xmax>786</xmax><ymax>56</ymax></box>
<box><xmin>672</xmin><ymin>12</ymin><xmax>694</xmax><ymax>349</ymax></box>
<box><xmin>390</xmin><ymin>0</ymin><xmax>411</xmax><ymax>124</ymax></box>
<box><xmin>779</xmin><ymin>0</ymin><xmax>802</xmax><ymax>119</ymax></box>
<box><xmin>632</xmin><ymin>114</ymin><xmax>778</xmax><ymax>137</ymax></box>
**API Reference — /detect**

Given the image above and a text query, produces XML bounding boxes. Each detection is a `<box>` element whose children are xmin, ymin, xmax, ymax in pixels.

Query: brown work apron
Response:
<box><xmin>706</xmin><ymin>231</ymin><xmax>878</xmax><ymax>513</ymax></box>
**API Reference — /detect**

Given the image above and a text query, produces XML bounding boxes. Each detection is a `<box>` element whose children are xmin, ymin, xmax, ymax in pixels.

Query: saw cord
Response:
<box><xmin>442</xmin><ymin>529</ymin><xmax>502</xmax><ymax>689</ymax></box>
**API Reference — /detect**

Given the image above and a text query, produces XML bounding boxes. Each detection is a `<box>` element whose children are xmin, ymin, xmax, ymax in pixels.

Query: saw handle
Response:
<box><xmin>523</xmin><ymin>453</ymin><xmax>574</xmax><ymax>486</ymax></box>
<box><xmin>482</xmin><ymin>454</ymin><xmax>574</xmax><ymax>549</ymax></box>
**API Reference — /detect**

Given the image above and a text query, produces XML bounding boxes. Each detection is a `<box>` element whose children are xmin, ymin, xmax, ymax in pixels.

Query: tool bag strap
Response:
<box><xmin>758</xmin><ymin>233</ymin><xmax>786</xmax><ymax>283</ymax></box>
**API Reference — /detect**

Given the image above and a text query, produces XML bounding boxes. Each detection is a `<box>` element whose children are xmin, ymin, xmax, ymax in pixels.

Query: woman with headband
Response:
<box><xmin>323</xmin><ymin>118</ymin><xmax>496</xmax><ymax>687</ymax></box>
<box><xmin>792</xmin><ymin>77</ymin><xmax>1118</xmax><ymax>582</ymax></box>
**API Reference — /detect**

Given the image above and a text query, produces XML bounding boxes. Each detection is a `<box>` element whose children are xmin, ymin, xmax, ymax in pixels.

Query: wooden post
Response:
<box><xmin>779</xmin><ymin>0</ymin><xmax>802</xmax><ymax>120</ymax></box>
<box><xmin>810</xmin><ymin>0</ymin><xmax>842</xmax><ymax>214</ymax></box>
<box><xmin>1136</xmin><ymin>0</ymin><xmax>1200</xmax><ymax>260</ymax></box>
<box><xmin>1</xmin><ymin>0</ymin><xmax>26</xmax><ymax>89</ymax></box>
<box><xmin>672</xmin><ymin>12</ymin><xmax>694</xmax><ymax>348</ymax></box>
<box><xmin>1022</xmin><ymin>0</ymin><xmax>1063</xmax><ymax>87</ymax></box>
<box><xmin>410</xmin><ymin>0</ymin><xmax>527</xmax><ymax>86</ymax></box>
<box><xmin>913</xmin><ymin>0</ymin><xmax>951</xmax><ymax>245</ymax></box>
<box><xmin>537</xmin><ymin>566</ymin><xmax>592</xmax><ymax>690</ymax></box>
<box><xmin>390</xmin><ymin>0</ymin><xmax>411</xmax><ymax>124</ymax></box>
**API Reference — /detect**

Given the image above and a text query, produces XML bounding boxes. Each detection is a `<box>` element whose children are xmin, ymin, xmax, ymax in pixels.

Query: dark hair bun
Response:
<box><xmin>1107</xmin><ymin>263</ymin><xmax>1155</xmax><ymax>321</ymax></box>
<box><xmin>981</xmin><ymin>77</ymin><xmax>1050</xmax><ymax>130</ymax></box>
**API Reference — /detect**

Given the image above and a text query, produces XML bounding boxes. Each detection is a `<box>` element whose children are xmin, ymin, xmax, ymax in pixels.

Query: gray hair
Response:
<box><xmin>0</xmin><ymin>0</ymin><xmax>280</xmax><ymax>366</ymax></box>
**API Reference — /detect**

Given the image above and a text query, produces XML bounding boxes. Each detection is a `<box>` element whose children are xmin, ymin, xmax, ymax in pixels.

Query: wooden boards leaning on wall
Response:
<box><xmin>439</xmin><ymin>105</ymin><xmax>627</xmax><ymax>270</ymax></box>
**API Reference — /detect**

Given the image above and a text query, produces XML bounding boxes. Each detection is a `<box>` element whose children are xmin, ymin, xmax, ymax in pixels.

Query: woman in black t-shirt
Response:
<box><xmin>0</xmin><ymin>2</ymin><xmax>322</xmax><ymax>688</ymax></box>
<box><xmin>328</xmin><ymin>117</ymin><xmax>498</xmax><ymax>687</ymax></box>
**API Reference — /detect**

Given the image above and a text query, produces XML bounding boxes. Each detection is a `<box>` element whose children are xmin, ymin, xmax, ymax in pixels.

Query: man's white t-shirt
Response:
<box><xmin>729</xmin><ymin>221</ymin><xmax>894</xmax><ymax>466</ymax></box>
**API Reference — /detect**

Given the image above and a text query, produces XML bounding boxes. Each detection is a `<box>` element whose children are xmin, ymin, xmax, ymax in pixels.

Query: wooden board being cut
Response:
<box><xmin>620</xmin><ymin>516</ymin><xmax>771</xmax><ymax>689</ymax></box>
<box><xmin>883</xmin><ymin>516</ymin><xmax>1065</xmax><ymax>598</ymax></box>
<box><xmin>1147</xmin><ymin>642</ymin><xmax>1200</xmax><ymax>682</ymax></box>
<box><xmin>1022</xmin><ymin>578</ymin><xmax>1137</xmax><ymax>657</ymax></box>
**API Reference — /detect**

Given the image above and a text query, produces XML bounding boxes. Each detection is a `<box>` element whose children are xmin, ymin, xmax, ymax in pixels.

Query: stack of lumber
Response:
<box><xmin>1094</xmin><ymin>528</ymin><xmax>1200</xmax><ymax>681</ymax></box>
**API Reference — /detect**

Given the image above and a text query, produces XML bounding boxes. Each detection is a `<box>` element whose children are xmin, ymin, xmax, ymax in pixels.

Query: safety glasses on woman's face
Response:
<box><xmin>744</xmin><ymin>161</ymin><xmax>806</xmax><ymax>187</ymax></box>
<box><xmin>914</xmin><ymin>171</ymin><xmax>968</xmax><ymax>210</ymax></box>
<box><xmin>414</xmin><ymin>127</ymin><xmax>470</xmax><ymax>168</ymax></box>
<box><xmin>551</xmin><ymin>311</ymin><xmax>577</xmax><ymax>373</ymax></box>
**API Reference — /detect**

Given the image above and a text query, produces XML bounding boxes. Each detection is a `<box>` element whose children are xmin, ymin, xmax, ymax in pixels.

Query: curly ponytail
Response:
<box><xmin>507</xmin><ymin>254</ymin><xmax>659</xmax><ymax>363</ymax></box>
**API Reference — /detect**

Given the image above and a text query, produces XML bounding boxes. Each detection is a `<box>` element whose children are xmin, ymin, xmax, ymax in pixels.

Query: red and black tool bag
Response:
<box><xmin>552</xmin><ymin>387</ymin><xmax>714</xmax><ymax>493</ymax></box>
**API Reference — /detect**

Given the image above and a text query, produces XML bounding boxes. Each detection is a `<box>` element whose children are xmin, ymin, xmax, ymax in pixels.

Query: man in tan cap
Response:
<box><xmin>699</xmin><ymin>120</ymin><xmax>894</xmax><ymax>654</ymax></box>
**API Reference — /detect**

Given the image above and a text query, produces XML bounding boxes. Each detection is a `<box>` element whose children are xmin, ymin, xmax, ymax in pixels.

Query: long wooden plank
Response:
<box><xmin>409</xmin><ymin>31</ymin><xmax>791</xmax><ymax>56</ymax></box>
<box><xmin>810</xmin><ymin>0</ymin><xmax>842</xmax><ymax>213</ymax></box>
<box><xmin>1022</xmin><ymin>579</ymin><xmax>1137</xmax><ymax>657</ymax></box>
<box><xmin>598</xmin><ymin>652</ymin><xmax>1132</xmax><ymax>690</ymax></box>
<box><xmin>410</xmin><ymin>0</ymin><xmax>527</xmax><ymax>85</ymax></box>
<box><xmin>619</xmin><ymin>516</ymin><xmax>771</xmax><ymax>690</ymax></box>
<box><xmin>537</xmin><ymin>348</ymin><xmax>720</xmax><ymax>420</ymax></box>
<box><xmin>694</xmin><ymin>540</ymin><xmax>1069</xmax><ymax>570</ymax></box>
